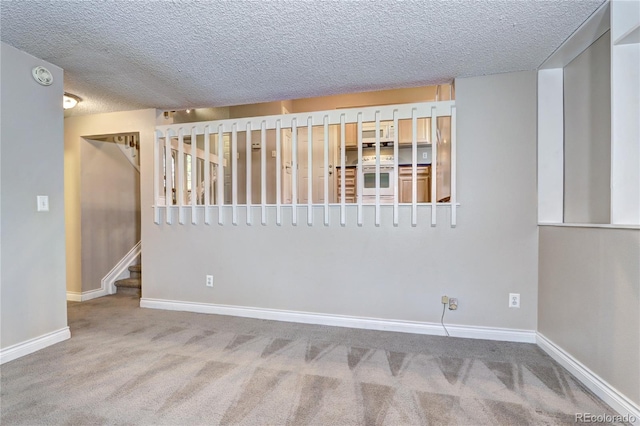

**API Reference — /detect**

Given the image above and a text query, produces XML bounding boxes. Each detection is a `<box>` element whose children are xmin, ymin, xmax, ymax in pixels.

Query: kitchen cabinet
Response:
<box><xmin>398</xmin><ymin>118</ymin><xmax>430</xmax><ymax>145</ymax></box>
<box><xmin>344</xmin><ymin>123</ymin><xmax>358</xmax><ymax>147</ymax></box>
<box><xmin>398</xmin><ymin>165</ymin><xmax>431</xmax><ymax>202</ymax></box>
<box><xmin>337</xmin><ymin>166</ymin><xmax>357</xmax><ymax>203</ymax></box>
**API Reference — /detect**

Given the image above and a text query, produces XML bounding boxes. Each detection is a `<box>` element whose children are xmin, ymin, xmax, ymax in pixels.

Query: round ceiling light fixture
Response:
<box><xmin>63</xmin><ymin>93</ymin><xmax>82</xmax><ymax>109</ymax></box>
<box><xmin>32</xmin><ymin>66</ymin><xmax>54</xmax><ymax>86</ymax></box>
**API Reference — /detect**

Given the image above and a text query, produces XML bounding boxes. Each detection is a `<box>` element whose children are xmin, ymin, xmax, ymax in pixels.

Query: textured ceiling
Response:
<box><xmin>1</xmin><ymin>1</ymin><xmax>604</xmax><ymax>116</ymax></box>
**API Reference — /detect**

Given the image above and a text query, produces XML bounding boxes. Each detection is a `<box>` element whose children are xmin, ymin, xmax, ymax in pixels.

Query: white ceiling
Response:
<box><xmin>1</xmin><ymin>1</ymin><xmax>604</xmax><ymax>116</ymax></box>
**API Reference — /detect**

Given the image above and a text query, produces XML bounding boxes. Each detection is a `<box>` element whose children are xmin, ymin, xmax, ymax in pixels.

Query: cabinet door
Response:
<box><xmin>345</xmin><ymin>123</ymin><xmax>357</xmax><ymax>147</ymax></box>
<box><xmin>399</xmin><ymin>175</ymin><xmax>412</xmax><ymax>203</ymax></box>
<box><xmin>398</xmin><ymin>166</ymin><xmax>431</xmax><ymax>202</ymax></box>
<box><xmin>398</xmin><ymin>118</ymin><xmax>430</xmax><ymax>145</ymax></box>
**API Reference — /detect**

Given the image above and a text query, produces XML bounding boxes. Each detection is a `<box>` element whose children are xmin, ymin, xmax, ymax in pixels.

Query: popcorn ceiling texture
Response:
<box><xmin>1</xmin><ymin>1</ymin><xmax>603</xmax><ymax>116</ymax></box>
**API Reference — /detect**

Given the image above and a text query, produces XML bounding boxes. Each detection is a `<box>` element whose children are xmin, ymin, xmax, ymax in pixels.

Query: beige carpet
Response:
<box><xmin>0</xmin><ymin>294</ymin><xmax>625</xmax><ymax>425</ymax></box>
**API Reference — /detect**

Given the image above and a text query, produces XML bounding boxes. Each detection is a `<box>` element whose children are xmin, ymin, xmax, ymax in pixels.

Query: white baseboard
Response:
<box><xmin>537</xmin><ymin>333</ymin><xmax>640</xmax><ymax>426</ymax></box>
<box><xmin>102</xmin><ymin>241</ymin><xmax>141</xmax><ymax>295</ymax></box>
<box><xmin>67</xmin><ymin>287</ymin><xmax>109</xmax><ymax>302</ymax></box>
<box><xmin>139</xmin><ymin>298</ymin><xmax>536</xmax><ymax>343</ymax></box>
<box><xmin>0</xmin><ymin>327</ymin><xmax>70</xmax><ymax>365</ymax></box>
<box><xmin>66</xmin><ymin>291</ymin><xmax>82</xmax><ymax>302</ymax></box>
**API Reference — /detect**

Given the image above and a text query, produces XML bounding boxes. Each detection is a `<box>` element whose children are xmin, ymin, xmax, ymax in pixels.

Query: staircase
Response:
<box><xmin>114</xmin><ymin>264</ymin><xmax>141</xmax><ymax>296</ymax></box>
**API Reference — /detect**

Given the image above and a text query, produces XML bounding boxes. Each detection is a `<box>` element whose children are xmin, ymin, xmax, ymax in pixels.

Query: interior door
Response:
<box><xmin>281</xmin><ymin>129</ymin><xmax>293</xmax><ymax>204</ymax></box>
<box><xmin>297</xmin><ymin>126</ymin><xmax>336</xmax><ymax>204</ymax></box>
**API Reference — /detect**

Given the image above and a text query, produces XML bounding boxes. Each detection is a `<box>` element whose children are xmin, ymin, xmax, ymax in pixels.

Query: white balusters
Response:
<box><xmin>231</xmin><ymin>124</ymin><xmax>238</xmax><ymax>225</ymax></box>
<box><xmin>393</xmin><ymin>111</ymin><xmax>399</xmax><ymax>226</ymax></box>
<box><xmin>190</xmin><ymin>127</ymin><xmax>197</xmax><ymax>225</ymax></box>
<box><xmin>451</xmin><ymin>106</ymin><xmax>457</xmax><ymax>228</ymax></box>
<box><xmin>375</xmin><ymin>111</ymin><xmax>381</xmax><ymax>227</ymax></box>
<box><xmin>430</xmin><ymin>107</ymin><xmax>438</xmax><ymax>227</ymax></box>
<box><xmin>217</xmin><ymin>125</ymin><xmax>224</xmax><ymax>225</ymax></box>
<box><xmin>246</xmin><ymin>122</ymin><xmax>252</xmax><ymax>225</ymax></box>
<box><xmin>276</xmin><ymin>120</ymin><xmax>282</xmax><ymax>226</ymax></box>
<box><xmin>153</xmin><ymin>130</ymin><xmax>161</xmax><ymax>224</ymax></box>
<box><xmin>204</xmin><ymin>126</ymin><xmax>211</xmax><ymax>225</ymax></box>
<box><xmin>153</xmin><ymin>101</ymin><xmax>457</xmax><ymax>228</ymax></box>
<box><xmin>292</xmin><ymin>118</ymin><xmax>298</xmax><ymax>226</ymax></box>
<box><xmin>307</xmin><ymin>117</ymin><xmax>313</xmax><ymax>226</ymax></box>
<box><xmin>177</xmin><ymin>128</ymin><xmax>186</xmax><ymax>225</ymax></box>
<box><xmin>340</xmin><ymin>114</ymin><xmax>346</xmax><ymax>226</ymax></box>
<box><xmin>411</xmin><ymin>109</ymin><xmax>417</xmax><ymax>227</ymax></box>
<box><xmin>164</xmin><ymin>129</ymin><xmax>173</xmax><ymax>224</ymax></box>
<box><xmin>357</xmin><ymin>113</ymin><xmax>363</xmax><ymax>226</ymax></box>
<box><xmin>323</xmin><ymin>116</ymin><xmax>329</xmax><ymax>226</ymax></box>
<box><xmin>261</xmin><ymin>122</ymin><xmax>267</xmax><ymax>225</ymax></box>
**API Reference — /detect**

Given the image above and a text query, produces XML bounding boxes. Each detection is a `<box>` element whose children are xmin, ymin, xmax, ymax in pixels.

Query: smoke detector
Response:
<box><xmin>32</xmin><ymin>66</ymin><xmax>53</xmax><ymax>86</ymax></box>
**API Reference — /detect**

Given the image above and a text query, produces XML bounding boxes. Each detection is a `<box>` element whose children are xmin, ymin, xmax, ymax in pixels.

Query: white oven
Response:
<box><xmin>361</xmin><ymin>165</ymin><xmax>395</xmax><ymax>203</ymax></box>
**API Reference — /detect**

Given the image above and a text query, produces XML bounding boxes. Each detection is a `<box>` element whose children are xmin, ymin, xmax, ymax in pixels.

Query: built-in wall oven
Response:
<box><xmin>361</xmin><ymin>156</ymin><xmax>395</xmax><ymax>203</ymax></box>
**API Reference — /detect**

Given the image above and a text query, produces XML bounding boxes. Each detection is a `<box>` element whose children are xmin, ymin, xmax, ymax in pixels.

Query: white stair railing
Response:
<box><xmin>114</xmin><ymin>134</ymin><xmax>140</xmax><ymax>172</ymax></box>
<box><xmin>154</xmin><ymin>101</ymin><xmax>457</xmax><ymax>227</ymax></box>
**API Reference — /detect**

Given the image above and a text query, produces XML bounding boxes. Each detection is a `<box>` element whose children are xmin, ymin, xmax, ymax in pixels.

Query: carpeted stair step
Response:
<box><xmin>115</xmin><ymin>263</ymin><xmax>141</xmax><ymax>296</ymax></box>
<box><xmin>128</xmin><ymin>264</ymin><xmax>141</xmax><ymax>279</ymax></box>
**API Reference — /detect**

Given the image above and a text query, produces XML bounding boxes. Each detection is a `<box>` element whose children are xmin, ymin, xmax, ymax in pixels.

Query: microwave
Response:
<box><xmin>362</xmin><ymin>122</ymin><xmax>395</xmax><ymax>143</ymax></box>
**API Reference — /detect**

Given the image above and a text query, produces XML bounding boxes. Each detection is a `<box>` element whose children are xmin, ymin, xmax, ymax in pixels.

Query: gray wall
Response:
<box><xmin>564</xmin><ymin>32</ymin><xmax>611</xmax><ymax>223</ymax></box>
<box><xmin>0</xmin><ymin>42</ymin><xmax>68</xmax><ymax>348</ymax></box>
<box><xmin>538</xmin><ymin>226</ymin><xmax>640</xmax><ymax>405</ymax></box>
<box><xmin>80</xmin><ymin>139</ymin><xmax>140</xmax><ymax>292</ymax></box>
<box><xmin>142</xmin><ymin>71</ymin><xmax>539</xmax><ymax>331</ymax></box>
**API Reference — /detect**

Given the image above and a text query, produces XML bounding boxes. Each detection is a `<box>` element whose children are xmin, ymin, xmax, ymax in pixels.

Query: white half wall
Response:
<box><xmin>0</xmin><ymin>42</ymin><xmax>68</xmax><ymax>352</ymax></box>
<box><xmin>141</xmin><ymin>71</ymin><xmax>539</xmax><ymax>333</ymax></box>
<box><xmin>563</xmin><ymin>31</ymin><xmax>611</xmax><ymax>224</ymax></box>
<box><xmin>537</xmin><ymin>68</ymin><xmax>564</xmax><ymax>223</ymax></box>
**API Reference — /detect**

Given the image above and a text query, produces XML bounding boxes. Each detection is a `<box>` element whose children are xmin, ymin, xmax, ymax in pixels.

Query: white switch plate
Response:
<box><xmin>206</xmin><ymin>275</ymin><xmax>214</xmax><ymax>287</ymax></box>
<box><xmin>509</xmin><ymin>293</ymin><xmax>520</xmax><ymax>308</ymax></box>
<box><xmin>37</xmin><ymin>195</ymin><xmax>49</xmax><ymax>212</ymax></box>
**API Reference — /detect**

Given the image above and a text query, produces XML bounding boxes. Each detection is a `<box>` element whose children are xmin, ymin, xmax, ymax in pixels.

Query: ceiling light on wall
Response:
<box><xmin>63</xmin><ymin>93</ymin><xmax>82</xmax><ymax>109</ymax></box>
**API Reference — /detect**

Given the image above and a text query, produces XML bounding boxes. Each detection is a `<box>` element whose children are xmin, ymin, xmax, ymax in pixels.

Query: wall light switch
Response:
<box><xmin>271</xmin><ymin>150</ymin><xmax>276</xmax><ymax>158</ymax></box>
<box><xmin>37</xmin><ymin>195</ymin><xmax>49</xmax><ymax>212</ymax></box>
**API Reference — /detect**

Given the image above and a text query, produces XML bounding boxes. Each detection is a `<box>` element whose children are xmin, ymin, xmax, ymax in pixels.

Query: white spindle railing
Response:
<box><xmin>430</xmin><ymin>107</ymin><xmax>438</xmax><ymax>227</ymax></box>
<box><xmin>217</xmin><ymin>125</ymin><xmax>224</xmax><ymax>225</ymax></box>
<box><xmin>260</xmin><ymin>122</ymin><xmax>267</xmax><ymax>225</ymax></box>
<box><xmin>392</xmin><ymin>112</ymin><xmax>399</xmax><ymax>226</ymax></box>
<box><xmin>340</xmin><ymin>115</ymin><xmax>346</xmax><ymax>226</ymax></box>
<box><xmin>357</xmin><ymin>114</ymin><xmax>364</xmax><ymax>226</ymax></box>
<box><xmin>154</xmin><ymin>101</ymin><xmax>457</xmax><ymax>227</ymax></box>
<box><xmin>291</xmin><ymin>118</ymin><xmax>298</xmax><ymax>226</ymax></box>
<box><xmin>203</xmin><ymin>126</ymin><xmax>211</xmax><ymax>225</ymax></box>
<box><xmin>307</xmin><ymin>117</ymin><xmax>313</xmax><ymax>225</ymax></box>
<box><xmin>275</xmin><ymin>120</ymin><xmax>282</xmax><ymax>226</ymax></box>
<box><xmin>245</xmin><ymin>122</ymin><xmax>252</xmax><ymax>226</ymax></box>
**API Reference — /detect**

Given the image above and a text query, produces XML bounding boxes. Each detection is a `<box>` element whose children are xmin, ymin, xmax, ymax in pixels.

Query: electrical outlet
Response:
<box><xmin>422</xmin><ymin>152</ymin><xmax>429</xmax><ymax>160</ymax></box>
<box><xmin>509</xmin><ymin>293</ymin><xmax>520</xmax><ymax>308</ymax></box>
<box><xmin>441</xmin><ymin>295</ymin><xmax>449</xmax><ymax>304</ymax></box>
<box><xmin>206</xmin><ymin>275</ymin><xmax>214</xmax><ymax>287</ymax></box>
<box><xmin>448</xmin><ymin>298</ymin><xmax>458</xmax><ymax>310</ymax></box>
